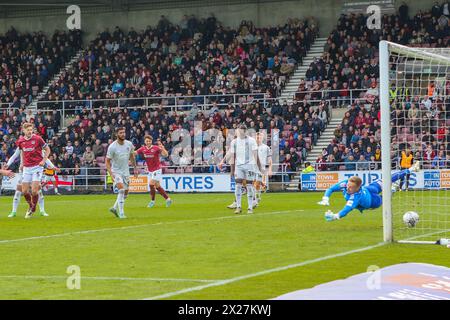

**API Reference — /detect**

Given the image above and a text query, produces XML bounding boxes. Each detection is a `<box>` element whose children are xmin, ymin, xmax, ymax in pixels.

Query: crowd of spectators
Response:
<box><xmin>0</xmin><ymin>28</ymin><xmax>82</xmax><ymax>108</ymax></box>
<box><xmin>315</xmin><ymin>82</ymin><xmax>450</xmax><ymax>172</ymax></box>
<box><xmin>39</xmin><ymin>15</ymin><xmax>318</xmax><ymax>109</ymax></box>
<box><xmin>1</xmin><ymin>4</ymin><xmax>449</xmax><ymax>184</ymax></box>
<box><xmin>308</xmin><ymin>2</ymin><xmax>450</xmax><ymax>172</ymax></box>
<box><xmin>316</xmin><ymin>98</ymin><xmax>383</xmax><ymax>171</ymax></box>
<box><xmin>390</xmin><ymin>88</ymin><xmax>450</xmax><ymax>170</ymax></box>
<box><xmin>298</xmin><ymin>2</ymin><xmax>449</xmax><ymax>105</ymax></box>
<box><xmin>0</xmin><ymin>96</ymin><xmax>330</xmax><ymax>180</ymax></box>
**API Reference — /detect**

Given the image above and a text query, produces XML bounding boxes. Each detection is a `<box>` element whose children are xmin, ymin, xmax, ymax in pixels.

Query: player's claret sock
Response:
<box><xmin>150</xmin><ymin>185</ymin><xmax>156</xmax><ymax>201</ymax></box>
<box><xmin>157</xmin><ymin>186</ymin><xmax>169</xmax><ymax>200</ymax></box>
<box><xmin>23</xmin><ymin>192</ymin><xmax>33</xmax><ymax>207</ymax></box>
<box><xmin>31</xmin><ymin>193</ymin><xmax>39</xmax><ymax>212</ymax></box>
<box><xmin>157</xmin><ymin>186</ymin><xmax>172</xmax><ymax>207</ymax></box>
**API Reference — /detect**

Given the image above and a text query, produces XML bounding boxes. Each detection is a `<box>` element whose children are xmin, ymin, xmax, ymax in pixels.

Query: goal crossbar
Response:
<box><xmin>386</xmin><ymin>41</ymin><xmax>450</xmax><ymax>65</ymax></box>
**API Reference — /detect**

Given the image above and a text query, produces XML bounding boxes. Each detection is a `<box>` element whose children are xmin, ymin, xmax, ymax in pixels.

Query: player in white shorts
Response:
<box><xmin>253</xmin><ymin>132</ymin><xmax>273</xmax><ymax>208</ymax></box>
<box><xmin>15</xmin><ymin>123</ymin><xmax>51</xmax><ymax>218</ymax></box>
<box><xmin>106</xmin><ymin>127</ymin><xmax>137</xmax><ymax>219</ymax></box>
<box><xmin>5</xmin><ymin>146</ymin><xmax>58</xmax><ymax>217</ymax></box>
<box><xmin>226</xmin><ymin>132</ymin><xmax>272</xmax><ymax>210</ymax></box>
<box><xmin>136</xmin><ymin>136</ymin><xmax>172</xmax><ymax>208</ymax></box>
<box><xmin>219</xmin><ymin>124</ymin><xmax>262</xmax><ymax>214</ymax></box>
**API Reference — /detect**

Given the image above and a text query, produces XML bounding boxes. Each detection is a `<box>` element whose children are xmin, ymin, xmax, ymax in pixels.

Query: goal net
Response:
<box><xmin>379</xmin><ymin>41</ymin><xmax>450</xmax><ymax>244</ymax></box>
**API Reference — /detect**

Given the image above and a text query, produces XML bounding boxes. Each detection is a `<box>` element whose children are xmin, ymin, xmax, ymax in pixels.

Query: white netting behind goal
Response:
<box><xmin>385</xmin><ymin>43</ymin><xmax>450</xmax><ymax>243</ymax></box>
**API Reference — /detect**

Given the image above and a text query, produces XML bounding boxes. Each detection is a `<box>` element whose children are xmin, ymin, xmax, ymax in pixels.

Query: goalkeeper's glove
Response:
<box><xmin>317</xmin><ymin>196</ymin><xmax>330</xmax><ymax>206</ymax></box>
<box><xmin>324</xmin><ymin>210</ymin><xmax>339</xmax><ymax>222</ymax></box>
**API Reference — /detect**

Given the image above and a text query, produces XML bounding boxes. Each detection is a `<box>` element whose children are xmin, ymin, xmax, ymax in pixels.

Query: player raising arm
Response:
<box><xmin>106</xmin><ymin>127</ymin><xmax>137</xmax><ymax>219</ymax></box>
<box><xmin>136</xmin><ymin>136</ymin><xmax>172</xmax><ymax>208</ymax></box>
<box><xmin>318</xmin><ymin>161</ymin><xmax>420</xmax><ymax>221</ymax></box>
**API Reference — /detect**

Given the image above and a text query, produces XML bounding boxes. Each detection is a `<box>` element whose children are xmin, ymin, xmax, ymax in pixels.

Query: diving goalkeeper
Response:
<box><xmin>318</xmin><ymin>161</ymin><xmax>420</xmax><ymax>221</ymax></box>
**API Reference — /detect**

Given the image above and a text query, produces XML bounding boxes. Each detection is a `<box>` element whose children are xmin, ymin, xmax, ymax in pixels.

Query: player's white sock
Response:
<box><xmin>38</xmin><ymin>190</ymin><xmax>45</xmax><ymax>212</ymax></box>
<box><xmin>235</xmin><ymin>183</ymin><xmax>243</xmax><ymax>208</ymax></box>
<box><xmin>12</xmin><ymin>191</ymin><xmax>22</xmax><ymax>213</ymax></box>
<box><xmin>117</xmin><ymin>189</ymin><xmax>125</xmax><ymax>216</ymax></box>
<box><xmin>247</xmin><ymin>185</ymin><xmax>255</xmax><ymax>210</ymax></box>
<box><xmin>255</xmin><ymin>187</ymin><xmax>261</xmax><ymax>203</ymax></box>
<box><xmin>54</xmin><ymin>187</ymin><xmax>59</xmax><ymax>194</ymax></box>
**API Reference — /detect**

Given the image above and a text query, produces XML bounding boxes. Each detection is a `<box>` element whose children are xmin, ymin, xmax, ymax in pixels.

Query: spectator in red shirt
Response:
<box><xmin>354</xmin><ymin>111</ymin><xmax>365</xmax><ymax>129</ymax></box>
<box><xmin>37</xmin><ymin>122</ymin><xmax>47</xmax><ymax>139</ymax></box>
<box><xmin>362</xmin><ymin>113</ymin><xmax>373</xmax><ymax>127</ymax></box>
<box><xmin>423</xmin><ymin>145</ymin><xmax>436</xmax><ymax>168</ymax></box>
<box><xmin>317</xmin><ymin>154</ymin><xmax>327</xmax><ymax>171</ymax></box>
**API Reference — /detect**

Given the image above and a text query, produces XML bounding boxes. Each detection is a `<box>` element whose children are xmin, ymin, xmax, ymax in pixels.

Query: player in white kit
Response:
<box><xmin>219</xmin><ymin>124</ymin><xmax>261</xmax><ymax>214</ymax></box>
<box><xmin>106</xmin><ymin>127</ymin><xmax>137</xmax><ymax>219</ymax></box>
<box><xmin>253</xmin><ymin>132</ymin><xmax>273</xmax><ymax>208</ymax></box>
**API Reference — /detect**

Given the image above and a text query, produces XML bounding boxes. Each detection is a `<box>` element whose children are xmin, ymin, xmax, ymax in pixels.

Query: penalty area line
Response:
<box><xmin>145</xmin><ymin>229</ymin><xmax>450</xmax><ymax>299</ymax></box>
<box><xmin>143</xmin><ymin>242</ymin><xmax>386</xmax><ymax>300</ymax></box>
<box><xmin>0</xmin><ymin>209</ymin><xmax>304</xmax><ymax>245</ymax></box>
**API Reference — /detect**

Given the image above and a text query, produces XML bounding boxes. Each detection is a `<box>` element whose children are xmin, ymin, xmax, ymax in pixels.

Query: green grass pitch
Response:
<box><xmin>0</xmin><ymin>192</ymin><xmax>448</xmax><ymax>300</ymax></box>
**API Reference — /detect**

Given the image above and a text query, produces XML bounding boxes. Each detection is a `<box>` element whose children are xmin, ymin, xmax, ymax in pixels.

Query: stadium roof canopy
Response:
<box><xmin>0</xmin><ymin>0</ymin><xmax>275</xmax><ymax>17</ymax></box>
<box><xmin>0</xmin><ymin>0</ymin><xmax>267</xmax><ymax>17</ymax></box>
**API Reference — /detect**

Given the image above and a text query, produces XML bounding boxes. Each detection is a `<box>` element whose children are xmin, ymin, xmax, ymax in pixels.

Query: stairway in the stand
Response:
<box><xmin>285</xmin><ymin>108</ymin><xmax>347</xmax><ymax>191</ymax></box>
<box><xmin>278</xmin><ymin>37</ymin><xmax>327</xmax><ymax>103</ymax></box>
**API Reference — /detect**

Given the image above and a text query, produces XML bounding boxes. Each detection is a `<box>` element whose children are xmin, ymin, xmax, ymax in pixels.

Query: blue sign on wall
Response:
<box><xmin>301</xmin><ymin>173</ymin><xmax>316</xmax><ymax>191</ymax></box>
<box><xmin>423</xmin><ymin>171</ymin><xmax>441</xmax><ymax>189</ymax></box>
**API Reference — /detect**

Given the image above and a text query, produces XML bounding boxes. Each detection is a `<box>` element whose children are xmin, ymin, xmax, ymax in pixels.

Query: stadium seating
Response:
<box><xmin>300</xmin><ymin>6</ymin><xmax>449</xmax><ymax>94</ymax></box>
<box><xmin>311</xmin><ymin>3</ymin><xmax>450</xmax><ymax>171</ymax></box>
<box><xmin>39</xmin><ymin>17</ymin><xmax>317</xmax><ymax>107</ymax></box>
<box><xmin>0</xmin><ymin>28</ymin><xmax>82</xmax><ymax>108</ymax></box>
<box><xmin>2</xmin><ymin>5</ymin><xmax>449</xmax><ymax>176</ymax></box>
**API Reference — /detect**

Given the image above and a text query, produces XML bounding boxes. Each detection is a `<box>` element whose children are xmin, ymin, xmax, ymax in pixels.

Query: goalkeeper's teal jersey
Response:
<box><xmin>324</xmin><ymin>180</ymin><xmax>381</xmax><ymax>218</ymax></box>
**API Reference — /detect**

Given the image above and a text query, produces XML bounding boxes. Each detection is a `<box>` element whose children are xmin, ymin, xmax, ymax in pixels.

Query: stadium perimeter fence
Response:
<box><xmin>3</xmin><ymin>160</ymin><xmax>440</xmax><ymax>194</ymax></box>
<box><xmin>0</xmin><ymin>88</ymin><xmax>369</xmax><ymax>125</ymax></box>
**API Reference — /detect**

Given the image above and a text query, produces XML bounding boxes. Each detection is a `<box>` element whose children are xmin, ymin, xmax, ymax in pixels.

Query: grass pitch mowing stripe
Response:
<box><xmin>0</xmin><ymin>209</ymin><xmax>303</xmax><ymax>244</ymax></box>
<box><xmin>3</xmin><ymin>193</ymin><xmax>446</xmax><ymax>299</ymax></box>
<box><xmin>0</xmin><ymin>275</ymin><xmax>221</xmax><ymax>283</ymax></box>
<box><xmin>143</xmin><ymin>242</ymin><xmax>386</xmax><ymax>300</ymax></box>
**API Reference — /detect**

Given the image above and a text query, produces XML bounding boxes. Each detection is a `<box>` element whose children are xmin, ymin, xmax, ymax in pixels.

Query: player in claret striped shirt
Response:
<box><xmin>15</xmin><ymin>123</ymin><xmax>50</xmax><ymax>218</ymax></box>
<box><xmin>5</xmin><ymin>145</ymin><xmax>58</xmax><ymax>218</ymax></box>
<box><xmin>136</xmin><ymin>135</ymin><xmax>172</xmax><ymax>208</ymax></box>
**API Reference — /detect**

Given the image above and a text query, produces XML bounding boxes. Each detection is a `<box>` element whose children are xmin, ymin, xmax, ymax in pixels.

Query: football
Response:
<box><xmin>403</xmin><ymin>211</ymin><xmax>420</xmax><ymax>228</ymax></box>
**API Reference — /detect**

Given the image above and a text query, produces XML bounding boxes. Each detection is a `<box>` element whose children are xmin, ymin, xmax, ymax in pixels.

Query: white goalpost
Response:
<box><xmin>379</xmin><ymin>41</ymin><xmax>450</xmax><ymax>245</ymax></box>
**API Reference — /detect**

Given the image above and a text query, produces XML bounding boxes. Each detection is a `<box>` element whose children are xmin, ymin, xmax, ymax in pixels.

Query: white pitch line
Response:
<box><xmin>0</xmin><ymin>275</ymin><xmax>221</xmax><ymax>283</ymax></box>
<box><xmin>143</xmin><ymin>228</ymin><xmax>450</xmax><ymax>300</ymax></box>
<box><xmin>0</xmin><ymin>209</ymin><xmax>304</xmax><ymax>245</ymax></box>
<box><xmin>399</xmin><ymin>229</ymin><xmax>450</xmax><ymax>242</ymax></box>
<box><xmin>143</xmin><ymin>242</ymin><xmax>387</xmax><ymax>300</ymax></box>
